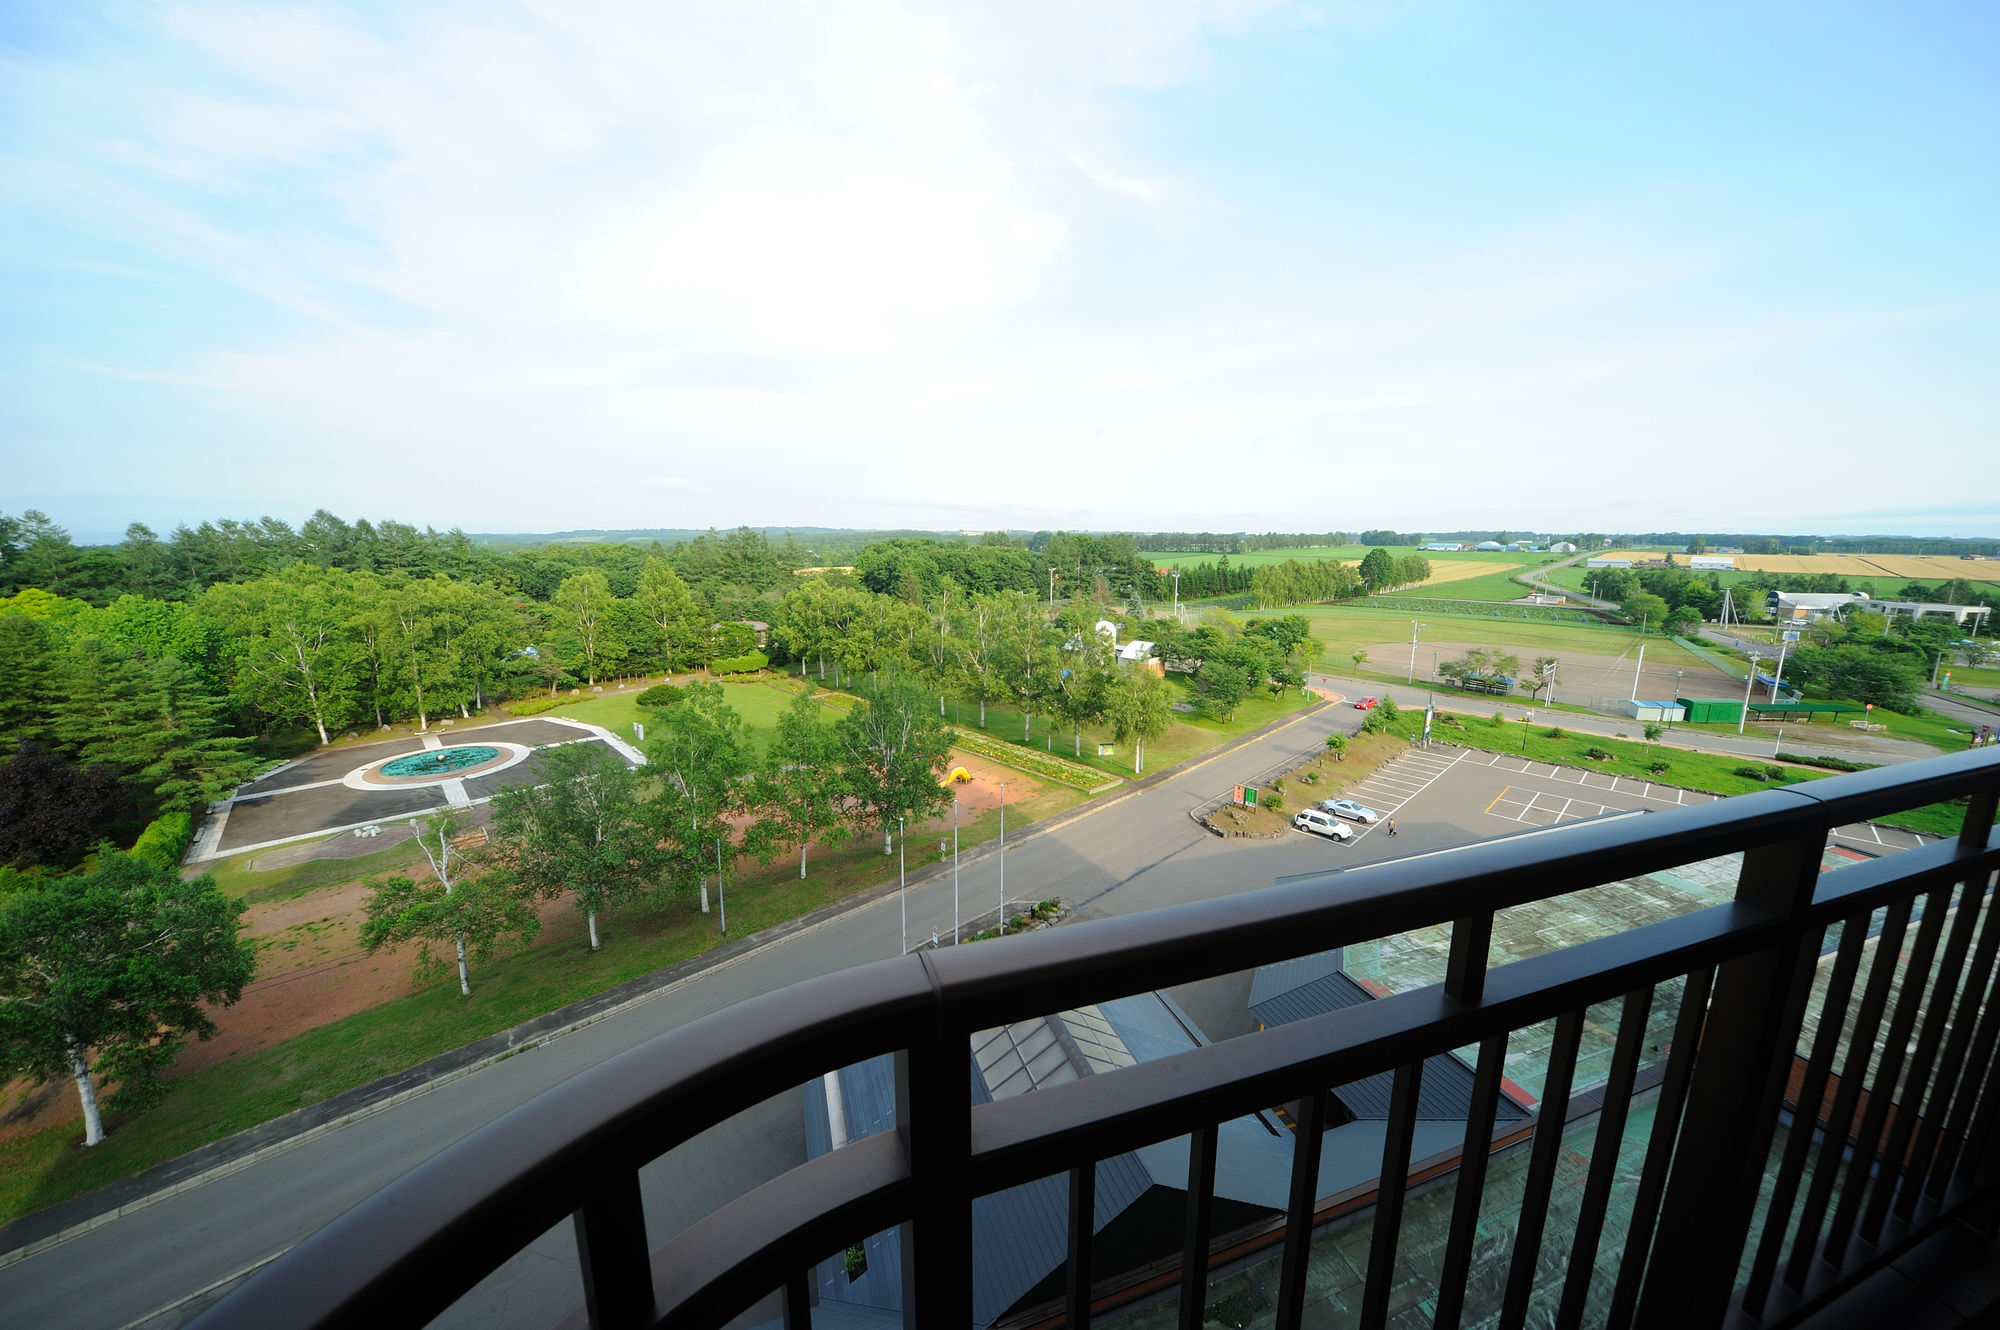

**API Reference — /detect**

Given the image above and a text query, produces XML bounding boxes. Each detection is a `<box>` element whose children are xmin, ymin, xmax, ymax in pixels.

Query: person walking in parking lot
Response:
<box><xmin>1387</xmin><ymin>817</ymin><xmax>1397</xmax><ymax>836</ymax></box>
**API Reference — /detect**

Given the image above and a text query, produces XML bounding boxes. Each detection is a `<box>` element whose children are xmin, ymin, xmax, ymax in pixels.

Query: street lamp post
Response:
<box><xmin>1672</xmin><ymin>670</ymin><xmax>1682</xmax><ymax>729</ymax></box>
<box><xmin>1738</xmin><ymin>655</ymin><xmax>1761</xmax><ymax>735</ymax></box>
<box><xmin>998</xmin><ymin>782</ymin><xmax>1007</xmax><ymax>933</ymax></box>
<box><xmin>1407</xmin><ymin>621</ymin><xmax>1426</xmax><ymax>684</ymax></box>
<box><xmin>897</xmin><ymin>814</ymin><xmax>906</xmax><ymax>954</ymax></box>
<box><xmin>716</xmin><ymin>837</ymin><xmax>726</xmax><ymax>937</ymax></box>
<box><xmin>1523</xmin><ymin>709</ymin><xmax>1534</xmax><ymax>751</ymax></box>
<box><xmin>1171</xmin><ymin>569</ymin><xmax>1181</xmax><ymax>621</ymax></box>
<box><xmin>952</xmin><ymin>798</ymin><xmax>960</xmax><ymax>945</ymax></box>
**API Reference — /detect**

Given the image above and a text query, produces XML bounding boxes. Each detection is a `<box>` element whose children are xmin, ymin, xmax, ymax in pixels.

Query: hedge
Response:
<box><xmin>946</xmin><ymin>727</ymin><xmax>1121</xmax><ymax>793</ymax></box>
<box><xmin>711</xmin><ymin>651</ymin><xmax>769</xmax><ymax>676</ymax></box>
<box><xmin>131</xmin><ymin>810</ymin><xmax>193</xmax><ymax>871</ymax></box>
<box><xmin>506</xmin><ymin>695</ymin><xmax>568</xmax><ymax>717</ymax></box>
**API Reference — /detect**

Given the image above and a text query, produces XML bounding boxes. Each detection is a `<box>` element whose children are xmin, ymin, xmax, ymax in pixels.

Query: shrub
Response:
<box><xmin>507</xmin><ymin>695</ymin><xmax>567</xmax><ymax>717</ymax></box>
<box><xmin>1545</xmin><ymin>726</ymin><xmax>1566</xmax><ymax>739</ymax></box>
<box><xmin>843</xmin><ymin>1245</ymin><xmax>868</xmax><ymax>1281</ymax></box>
<box><xmin>1777</xmin><ymin>751</ymin><xmax>1878</xmax><ymax>773</ymax></box>
<box><xmin>1264</xmin><ymin>791</ymin><xmax>1285</xmax><ymax>812</ymax></box>
<box><xmin>1734</xmin><ymin>765</ymin><xmax>1769</xmax><ymax>781</ymax></box>
<box><xmin>636</xmin><ymin>683</ymin><xmax>682</xmax><ymax>708</ymax></box>
<box><xmin>1647</xmin><ymin>760</ymin><xmax>1671</xmax><ymax>776</ymax></box>
<box><xmin>1583</xmin><ymin>746</ymin><xmax>1612</xmax><ymax>760</ymax></box>
<box><xmin>1490</xmin><ymin>711</ymin><xmax>1505</xmax><ymax>726</ymax></box>
<box><xmin>1765</xmin><ymin>765</ymin><xmax>1788</xmax><ymax>782</ymax></box>
<box><xmin>711</xmin><ymin>651</ymin><xmax>769</xmax><ymax>676</ymax></box>
<box><xmin>130</xmin><ymin>810</ymin><xmax>193</xmax><ymax>871</ymax></box>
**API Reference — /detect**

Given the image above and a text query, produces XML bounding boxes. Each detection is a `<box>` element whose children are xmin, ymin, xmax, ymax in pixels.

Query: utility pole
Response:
<box><xmin>717</xmin><ymin>837</ymin><xmax>726</xmax><ymax>937</ymax></box>
<box><xmin>1932</xmin><ymin>649</ymin><xmax>1946</xmax><ymax>688</ymax></box>
<box><xmin>897</xmin><ymin>815</ymin><xmax>906</xmax><ymax>954</ymax></box>
<box><xmin>1407</xmin><ymin>621</ymin><xmax>1425</xmax><ymax>684</ymax></box>
<box><xmin>951</xmin><ymin>797</ymin><xmax>960</xmax><ymax>944</ymax></box>
<box><xmin>1631</xmin><ymin>644</ymin><xmax>1645</xmax><ymax>701</ymax></box>
<box><xmin>1738</xmin><ymin>655</ymin><xmax>1760</xmax><ymax>735</ymax></box>
<box><xmin>998</xmin><ymin>782</ymin><xmax>1007</xmax><ymax>933</ymax></box>
<box><xmin>1171</xmin><ymin>568</ymin><xmax>1181</xmax><ymax>621</ymax></box>
<box><xmin>1770</xmin><ymin>639</ymin><xmax>1790</xmax><ymax>702</ymax></box>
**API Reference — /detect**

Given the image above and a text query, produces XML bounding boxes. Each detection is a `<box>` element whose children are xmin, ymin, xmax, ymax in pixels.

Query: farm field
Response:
<box><xmin>1596</xmin><ymin>551</ymin><xmax>2000</xmax><ymax>584</ymax></box>
<box><xmin>1290</xmin><ymin>604</ymin><xmax>1647</xmax><ymax>657</ymax></box>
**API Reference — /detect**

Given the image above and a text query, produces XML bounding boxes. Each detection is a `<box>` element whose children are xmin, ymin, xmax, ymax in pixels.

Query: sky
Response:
<box><xmin>3</xmin><ymin>2</ymin><xmax>1997</xmax><ymax>544</ymax></box>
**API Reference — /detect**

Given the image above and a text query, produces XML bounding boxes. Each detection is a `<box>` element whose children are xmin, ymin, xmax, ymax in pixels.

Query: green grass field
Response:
<box><xmin>1379</xmin><ymin>567</ymin><xmax>1539</xmax><ymax>602</ymax></box>
<box><xmin>950</xmin><ymin>673</ymin><xmax>1315</xmax><ymax>777</ymax></box>
<box><xmin>204</xmin><ymin>836</ymin><xmax>433</xmax><ymax>904</ymax></box>
<box><xmin>534</xmin><ymin>675</ymin><xmax>851</xmax><ymax>755</ymax></box>
<box><xmin>0</xmin><ymin>767</ymin><xmax>1082</xmax><ymax>1227</ymax></box>
<box><xmin>1141</xmin><ymin>545</ymin><xmax>1549</xmax><ymax>569</ymax></box>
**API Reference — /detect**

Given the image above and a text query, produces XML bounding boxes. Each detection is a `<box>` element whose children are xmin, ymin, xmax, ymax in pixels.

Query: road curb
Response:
<box><xmin>0</xmin><ymin>696</ymin><xmax>1333</xmax><ymax>1268</ymax></box>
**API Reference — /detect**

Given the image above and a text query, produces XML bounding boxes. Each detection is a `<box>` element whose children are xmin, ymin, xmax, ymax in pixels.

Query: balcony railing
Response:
<box><xmin>193</xmin><ymin>748</ymin><xmax>2000</xmax><ymax>1330</ymax></box>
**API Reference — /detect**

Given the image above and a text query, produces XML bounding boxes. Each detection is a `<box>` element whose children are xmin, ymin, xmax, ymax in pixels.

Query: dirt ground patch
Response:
<box><xmin>1362</xmin><ymin>637</ymin><xmax>1737</xmax><ymax>705</ymax></box>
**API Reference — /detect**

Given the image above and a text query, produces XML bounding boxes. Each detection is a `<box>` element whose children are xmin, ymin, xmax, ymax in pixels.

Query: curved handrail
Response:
<box><xmin>193</xmin><ymin>748</ymin><xmax>2000</xmax><ymax>1329</ymax></box>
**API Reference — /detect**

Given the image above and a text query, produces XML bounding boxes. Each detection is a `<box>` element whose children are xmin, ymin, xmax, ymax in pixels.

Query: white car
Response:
<box><xmin>1292</xmin><ymin>808</ymin><xmax>1355</xmax><ymax>841</ymax></box>
<box><xmin>1318</xmin><ymin>798</ymin><xmax>1381</xmax><ymax>824</ymax></box>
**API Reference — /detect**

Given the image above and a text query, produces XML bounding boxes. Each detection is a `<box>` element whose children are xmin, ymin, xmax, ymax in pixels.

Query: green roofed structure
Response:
<box><xmin>1677</xmin><ymin>697</ymin><xmax>1743</xmax><ymax>724</ymax></box>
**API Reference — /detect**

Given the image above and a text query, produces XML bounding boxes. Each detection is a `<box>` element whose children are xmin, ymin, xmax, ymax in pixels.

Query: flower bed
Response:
<box><xmin>947</xmin><ymin>727</ymin><xmax>1123</xmax><ymax>793</ymax></box>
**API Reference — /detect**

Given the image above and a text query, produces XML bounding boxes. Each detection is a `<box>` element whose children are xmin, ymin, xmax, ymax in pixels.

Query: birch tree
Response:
<box><xmin>834</xmin><ymin>673</ymin><xmax>953</xmax><ymax>856</ymax></box>
<box><xmin>554</xmin><ymin>570</ymin><xmax>617</xmax><ymax>686</ymax></box>
<box><xmin>488</xmin><ymin>742</ymin><xmax>652</xmax><ymax>951</ymax></box>
<box><xmin>0</xmin><ymin>852</ymin><xmax>255</xmax><ymax>1146</ymax></box>
<box><xmin>748</xmin><ymin>686</ymin><xmax>848</xmax><ymax>878</ymax></box>
<box><xmin>360</xmin><ymin>815</ymin><xmax>538</xmax><ymax>995</ymax></box>
<box><xmin>636</xmin><ymin>557</ymin><xmax>701</xmax><ymax>676</ymax></box>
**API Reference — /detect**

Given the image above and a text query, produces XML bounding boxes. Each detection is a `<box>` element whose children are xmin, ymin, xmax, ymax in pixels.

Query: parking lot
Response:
<box><xmin>1311</xmin><ymin>742</ymin><xmax>1932</xmax><ymax>861</ymax></box>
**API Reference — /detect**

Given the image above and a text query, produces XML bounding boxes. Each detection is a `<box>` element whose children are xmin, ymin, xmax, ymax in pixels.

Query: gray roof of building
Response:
<box><xmin>805</xmin><ymin>992</ymin><xmax>1294</xmax><ymax>1326</ymax></box>
<box><xmin>1250</xmin><ymin>967</ymin><xmax>1530</xmax><ymax>1125</ymax></box>
<box><xmin>1247</xmin><ymin>947</ymin><xmax>1346</xmax><ymax>1014</ymax></box>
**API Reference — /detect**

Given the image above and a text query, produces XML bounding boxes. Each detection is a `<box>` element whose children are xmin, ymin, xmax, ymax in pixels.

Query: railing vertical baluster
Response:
<box><xmin>1947</xmin><ymin>942</ymin><xmax>2000</xmax><ymax>1188</ymax></box>
<box><xmin>1067</xmin><ymin>1162</ymin><xmax>1096</xmax><ymax>1329</ymax></box>
<box><xmin>572</xmin><ymin>1169</ymin><xmax>655</xmax><ymax>1330</ymax></box>
<box><xmin>1911</xmin><ymin>871</ymin><xmax>2000</xmax><ymax>1208</ymax></box>
<box><xmin>1555</xmin><ymin>988</ymin><xmax>1653</xmax><ymax>1330</ymax></box>
<box><xmin>1863</xmin><ymin>873</ymin><xmax>1987</xmax><ymax>1242</ymax></box>
<box><xmin>1273</xmin><ymin>1089</ymin><xmax>1330</xmax><ymax>1330</ymax></box>
<box><xmin>1177</xmin><ymin>1125</ymin><xmax>1219</xmax><ymax>1330</ymax></box>
<box><xmin>1825</xmin><ymin>884</ymin><xmax>1952</xmax><ymax>1263</ymax></box>
<box><xmin>1962</xmin><ymin>786</ymin><xmax>1998</xmax><ymax>849</ymax></box>
<box><xmin>1640</xmin><ymin>832</ymin><xmax>1825</xmax><ymax>1324</ymax></box>
<box><xmin>1434</xmin><ymin>1033</ymin><xmax>1509</xmax><ymax>1330</ymax></box>
<box><xmin>1499</xmin><ymin>1008</ymin><xmax>1585</xmax><ymax>1330</ymax></box>
<box><xmin>782</xmin><ymin>1270</ymin><xmax>813</xmax><ymax>1329</ymax></box>
<box><xmin>1740</xmin><ymin>913</ymin><xmax>1868</xmax><ymax>1314</ymax></box>
<box><xmin>1605</xmin><ymin>967</ymin><xmax>1713</xmax><ymax>1330</ymax></box>
<box><xmin>1447</xmin><ymin>912</ymin><xmax>1496</xmax><ymax>1004</ymax></box>
<box><xmin>898</xmin><ymin>976</ymin><xmax>973</xmax><ymax>1330</ymax></box>
<box><xmin>1784</xmin><ymin>899</ymin><xmax>1914</xmax><ymax>1291</ymax></box>
<box><xmin>1358</xmin><ymin>1062</ymin><xmax>1425</xmax><ymax>1330</ymax></box>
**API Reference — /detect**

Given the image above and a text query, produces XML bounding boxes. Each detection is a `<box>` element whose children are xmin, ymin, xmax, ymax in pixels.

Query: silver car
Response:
<box><xmin>1318</xmin><ymin>797</ymin><xmax>1381</xmax><ymax>824</ymax></box>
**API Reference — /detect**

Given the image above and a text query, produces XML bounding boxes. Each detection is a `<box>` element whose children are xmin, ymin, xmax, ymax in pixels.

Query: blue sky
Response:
<box><xmin>3</xmin><ymin>2</ymin><xmax>1995</xmax><ymax>541</ymax></box>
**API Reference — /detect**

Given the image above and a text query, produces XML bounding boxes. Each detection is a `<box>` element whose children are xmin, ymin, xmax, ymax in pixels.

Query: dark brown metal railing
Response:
<box><xmin>192</xmin><ymin>748</ymin><xmax>2000</xmax><ymax>1330</ymax></box>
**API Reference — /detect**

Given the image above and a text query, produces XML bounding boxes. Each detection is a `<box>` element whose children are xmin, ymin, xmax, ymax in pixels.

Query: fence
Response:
<box><xmin>194</xmin><ymin>748</ymin><xmax>2000</xmax><ymax>1330</ymax></box>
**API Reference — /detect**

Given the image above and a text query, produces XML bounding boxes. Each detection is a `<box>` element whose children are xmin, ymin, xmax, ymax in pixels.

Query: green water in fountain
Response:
<box><xmin>379</xmin><ymin>746</ymin><xmax>502</xmax><ymax>777</ymax></box>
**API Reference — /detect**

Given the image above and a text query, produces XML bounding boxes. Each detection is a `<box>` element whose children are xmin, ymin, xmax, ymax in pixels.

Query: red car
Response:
<box><xmin>1354</xmin><ymin>695</ymin><xmax>1379</xmax><ymax>710</ymax></box>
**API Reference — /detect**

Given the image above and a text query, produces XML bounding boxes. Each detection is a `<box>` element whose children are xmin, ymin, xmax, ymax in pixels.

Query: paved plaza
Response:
<box><xmin>193</xmin><ymin>715</ymin><xmax>644</xmax><ymax>862</ymax></box>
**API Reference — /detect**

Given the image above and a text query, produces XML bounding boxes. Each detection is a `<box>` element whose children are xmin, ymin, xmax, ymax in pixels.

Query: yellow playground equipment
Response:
<box><xmin>942</xmin><ymin>766</ymin><xmax>973</xmax><ymax>786</ymax></box>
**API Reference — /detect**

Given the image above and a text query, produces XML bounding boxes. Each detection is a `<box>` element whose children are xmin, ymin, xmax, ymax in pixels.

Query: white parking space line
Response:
<box><xmin>1341</xmin><ymin>748</ymin><xmax>1470</xmax><ymax>844</ymax></box>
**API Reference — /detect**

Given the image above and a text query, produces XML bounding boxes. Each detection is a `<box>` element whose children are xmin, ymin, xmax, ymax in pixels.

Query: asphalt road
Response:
<box><xmin>0</xmin><ymin>700</ymin><xmax>1401</xmax><ymax>1330</ymax></box>
<box><xmin>0</xmin><ymin>684</ymin><xmax>1945</xmax><ymax>1329</ymax></box>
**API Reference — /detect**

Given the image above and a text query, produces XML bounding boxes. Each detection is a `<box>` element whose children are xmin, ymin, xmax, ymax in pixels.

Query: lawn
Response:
<box><xmin>945</xmin><ymin>674</ymin><xmax>1316</xmax><ymax>779</ymax></box>
<box><xmin>203</xmin><ymin>836</ymin><xmax>433</xmax><ymax>905</ymax></box>
<box><xmin>532</xmin><ymin>675</ymin><xmax>850</xmax><ymax>756</ymax></box>
<box><xmin>0</xmin><ymin>767</ymin><xmax>1082</xmax><ymax>1226</ymax></box>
